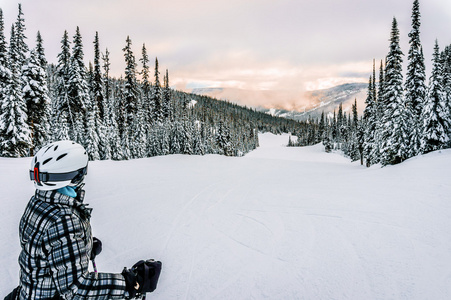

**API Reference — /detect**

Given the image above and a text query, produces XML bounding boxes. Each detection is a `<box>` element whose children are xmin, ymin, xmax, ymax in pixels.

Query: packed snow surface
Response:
<box><xmin>1</xmin><ymin>133</ymin><xmax>451</xmax><ymax>299</ymax></box>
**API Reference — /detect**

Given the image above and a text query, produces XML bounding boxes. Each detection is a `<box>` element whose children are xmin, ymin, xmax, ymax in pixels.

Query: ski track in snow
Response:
<box><xmin>163</xmin><ymin>180</ymin><xmax>224</xmax><ymax>251</ymax></box>
<box><xmin>1</xmin><ymin>133</ymin><xmax>451</xmax><ymax>299</ymax></box>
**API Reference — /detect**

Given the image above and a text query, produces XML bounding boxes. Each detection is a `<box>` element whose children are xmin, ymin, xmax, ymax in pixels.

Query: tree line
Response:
<box><xmin>290</xmin><ymin>0</ymin><xmax>451</xmax><ymax>167</ymax></box>
<box><xmin>0</xmin><ymin>4</ymin><xmax>309</xmax><ymax>160</ymax></box>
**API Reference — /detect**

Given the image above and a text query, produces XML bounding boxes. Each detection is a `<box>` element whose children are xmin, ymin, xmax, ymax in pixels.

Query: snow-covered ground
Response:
<box><xmin>1</xmin><ymin>133</ymin><xmax>451</xmax><ymax>299</ymax></box>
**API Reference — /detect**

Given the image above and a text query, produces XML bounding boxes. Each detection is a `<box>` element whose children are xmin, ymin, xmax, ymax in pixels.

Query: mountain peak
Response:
<box><xmin>189</xmin><ymin>82</ymin><xmax>368</xmax><ymax>121</ymax></box>
<box><xmin>260</xmin><ymin>82</ymin><xmax>367</xmax><ymax>121</ymax></box>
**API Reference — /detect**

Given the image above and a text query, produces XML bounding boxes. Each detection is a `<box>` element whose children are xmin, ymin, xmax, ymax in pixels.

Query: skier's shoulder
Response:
<box><xmin>30</xmin><ymin>190</ymin><xmax>77</xmax><ymax>222</ymax></box>
<box><xmin>20</xmin><ymin>192</ymin><xmax>74</xmax><ymax>239</ymax></box>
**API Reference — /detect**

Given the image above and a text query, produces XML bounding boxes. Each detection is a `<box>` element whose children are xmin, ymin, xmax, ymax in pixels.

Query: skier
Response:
<box><xmin>5</xmin><ymin>141</ymin><xmax>161</xmax><ymax>299</ymax></box>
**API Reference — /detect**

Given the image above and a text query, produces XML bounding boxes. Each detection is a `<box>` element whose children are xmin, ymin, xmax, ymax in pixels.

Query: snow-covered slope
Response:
<box><xmin>1</xmin><ymin>134</ymin><xmax>451</xmax><ymax>299</ymax></box>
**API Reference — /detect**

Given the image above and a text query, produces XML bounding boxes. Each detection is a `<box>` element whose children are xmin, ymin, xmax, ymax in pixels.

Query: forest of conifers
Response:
<box><xmin>0</xmin><ymin>4</ymin><xmax>306</xmax><ymax>160</ymax></box>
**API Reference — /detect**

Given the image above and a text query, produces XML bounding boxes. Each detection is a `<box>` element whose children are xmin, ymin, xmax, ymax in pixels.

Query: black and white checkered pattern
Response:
<box><xmin>18</xmin><ymin>190</ymin><xmax>127</xmax><ymax>299</ymax></box>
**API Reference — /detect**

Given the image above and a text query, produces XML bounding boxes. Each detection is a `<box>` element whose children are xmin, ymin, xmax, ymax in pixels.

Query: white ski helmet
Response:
<box><xmin>30</xmin><ymin>140</ymin><xmax>88</xmax><ymax>191</ymax></box>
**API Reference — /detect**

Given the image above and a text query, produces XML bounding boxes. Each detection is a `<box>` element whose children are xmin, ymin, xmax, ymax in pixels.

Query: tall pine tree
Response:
<box><xmin>372</xmin><ymin>60</ymin><xmax>385</xmax><ymax>163</ymax></box>
<box><xmin>13</xmin><ymin>4</ymin><xmax>28</xmax><ymax>68</ymax></box>
<box><xmin>22</xmin><ymin>49</ymin><xmax>50</xmax><ymax>154</ymax></box>
<box><xmin>163</xmin><ymin>69</ymin><xmax>172</xmax><ymax>119</ymax></box>
<box><xmin>363</xmin><ymin>74</ymin><xmax>377</xmax><ymax>166</ymax></box>
<box><xmin>0</xmin><ymin>9</ymin><xmax>7</xmax><ymax>67</ymax></box>
<box><xmin>68</xmin><ymin>27</ymin><xmax>89</xmax><ymax>145</ymax></box>
<box><xmin>349</xmin><ymin>99</ymin><xmax>361</xmax><ymax>162</ymax></box>
<box><xmin>442</xmin><ymin>46</ymin><xmax>451</xmax><ymax>145</ymax></box>
<box><xmin>0</xmin><ymin>8</ymin><xmax>9</xmax><ymax>153</ymax></box>
<box><xmin>0</xmin><ymin>24</ymin><xmax>30</xmax><ymax>156</ymax></box>
<box><xmin>93</xmin><ymin>32</ymin><xmax>104</xmax><ymax>121</ymax></box>
<box><xmin>152</xmin><ymin>57</ymin><xmax>163</xmax><ymax>122</ymax></box>
<box><xmin>35</xmin><ymin>31</ymin><xmax>47</xmax><ymax>69</ymax></box>
<box><xmin>92</xmin><ymin>31</ymin><xmax>108</xmax><ymax>159</ymax></box>
<box><xmin>421</xmin><ymin>40</ymin><xmax>450</xmax><ymax>153</ymax></box>
<box><xmin>380</xmin><ymin>18</ymin><xmax>410</xmax><ymax>165</ymax></box>
<box><xmin>103</xmin><ymin>48</ymin><xmax>123</xmax><ymax>160</ymax></box>
<box><xmin>140</xmin><ymin>43</ymin><xmax>152</xmax><ymax>155</ymax></box>
<box><xmin>122</xmin><ymin>36</ymin><xmax>143</xmax><ymax>158</ymax></box>
<box><xmin>405</xmin><ymin>0</ymin><xmax>427</xmax><ymax>156</ymax></box>
<box><xmin>52</xmin><ymin>30</ymin><xmax>71</xmax><ymax>141</ymax></box>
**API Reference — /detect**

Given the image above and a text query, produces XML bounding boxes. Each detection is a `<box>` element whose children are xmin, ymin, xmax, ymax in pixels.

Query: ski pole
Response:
<box><xmin>92</xmin><ymin>258</ymin><xmax>98</xmax><ymax>279</ymax></box>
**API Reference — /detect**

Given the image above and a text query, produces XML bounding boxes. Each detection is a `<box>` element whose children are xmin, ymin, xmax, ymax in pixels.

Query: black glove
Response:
<box><xmin>122</xmin><ymin>259</ymin><xmax>162</xmax><ymax>298</ymax></box>
<box><xmin>90</xmin><ymin>237</ymin><xmax>102</xmax><ymax>260</ymax></box>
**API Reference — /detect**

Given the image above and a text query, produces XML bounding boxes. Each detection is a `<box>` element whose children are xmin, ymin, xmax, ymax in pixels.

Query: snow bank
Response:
<box><xmin>1</xmin><ymin>134</ymin><xmax>451</xmax><ymax>299</ymax></box>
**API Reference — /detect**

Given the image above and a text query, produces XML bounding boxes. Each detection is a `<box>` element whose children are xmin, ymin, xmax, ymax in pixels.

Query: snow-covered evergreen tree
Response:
<box><xmin>91</xmin><ymin>32</ymin><xmax>108</xmax><ymax>159</ymax></box>
<box><xmin>336</xmin><ymin>102</ymin><xmax>344</xmax><ymax>148</ymax></box>
<box><xmin>376</xmin><ymin>60</ymin><xmax>385</xmax><ymax>121</ymax></box>
<box><xmin>122</xmin><ymin>36</ymin><xmax>144</xmax><ymax>158</ymax></box>
<box><xmin>0</xmin><ymin>9</ymin><xmax>7</xmax><ymax>67</ymax></box>
<box><xmin>0</xmin><ymin>23</ymin><xmax>30</xmax><ymax>156</ymax></box>
<box><xmin>372</xmin><ymin>59</ymin><xmax>377</xmax><ymax>105</ymax></box>
<box><xmin>52</xmin><ymin>30</ymin><xmax>71</xmax><ymax>141</ymax></box>
<box><xmin>147</xmin><ymin>125</ymin><xmax>159</xmax><ymax>157</ymax></box>
<box><xmin>122</xmin><ymin>36</ymin><xmax>139</xmax><ymax>119</ymax></box>
<box><xmin>13</xmin><ymin>4</ymin><xmax>28</xmax><ymax>69</ymax></box>
<box><xmin>54</xmin><ymin>110</ymin><xmax>70</xmax><ymax>141</ymax></box>
<box><xmin>87</xmin><ymin>62</ymin><xmax>93</xmax><ymax>88</ymax></box>
<box><xmin>182</xmin><ymin>117</ymin><xmax>193</xmax><ymax>155</ymax></box>
<box><xmin>84</xmin><ymin>99</ymin><xmax>100</xmax><ymax>160</ymax></box>
<box><xmin>363</xmin><ymin>74</ymin><xmax>377</xmax><ymax>166</ymax></box>
<box><xmin>0</xmin><ymin>77</ymin><xmax>31</xmax><ymax>157</ymax></box>
<box><xmin>216</xmin><ymin>121</ymin><xmax>233</xmax><ymax>156</ymax></box>
<box><xmin>192</xmin><ymin>123</ymin><xmax>204</xmax><ymax>155</ymax></box>
<box><xmin>8</xmin><ymin>24</ymin><xmax>17</xmax><ymax>69</ymax></box>
<box><xmin>121</xmin><ymin>131</ymin><xmax>131</xmax><ymax>160</ymax></box>
<box><xmin>442</xmin><ymin>46</ymin><xmax>451</xmax><ymax>146</ymax></box>
<box><xmin>318</xmin><ymin>111</ymin><xmax>326</xmax><ymax>141</ymax></box>
<box><xmin>151</xmin><ymin>57</ymin><xmax>163</xmax><ymax>122</ymax></box>
<box><xmin>35</xmin><ymin>31</ymin><xmax>47</xmax><ymax>69</ymax></box>
<box><xmin>170</xmin><ymin>120</ymin><xmax>184</xmax><ymax>154</ymax></box>
<box><xmin>371</xmin><ymin>60</ymin><xmax>385</xmax><ymax>164</ymax></box>
<box><xmin>349</xmin><ymin>99</ymin><xmax>361</xmax><ymax>162</ymax></box>
<box><xmin>380</xmin><ymin>18</ymin><xmax>410</xmax><ymax>165</ymax></box>
<box><xmin>22</xmin><ymin>49</ymin><xmax>50</xmax><ymax>154</ymax></box>
<box><xmin>0</xmin><ymin>8</ymin><xmax>9</xmax><ymax>155</ymax></box>
<box><xmin>56</xmin><ymin>31</ymin><xmax>71</xmax><ymax>81</ymax></box>
<box><xmin>200</xmin><ymin>122</ymin><xmax>212</xmax><ymax>154</ymax></box>
<box><xmin>163</xmin><ymin>69</ymin><xmax>172</xmax><ymax>120</ymax></box>
<box><xmin>102</xmin><ymin>48</ymin><xmax>122</xmax><ymax>160</ymax></box>
<box><xmin>160</xmin><ymin>123</ymin><xmax>170</xmax><ymax>155</ymax></box>
<box><xmin>405</xmin><ymin>0</ymin><xmax>427</xmax><ymax>157</ymax></box>
<box><xmin>93</xmin><ymin>32</ymin><xmax>104</xmax><ymax>121</ymax></box>
<box><xmin>140</xmin><ymin>44</ymin><xmax>151</xmax><ymax>97</ymax></box>
<box><xmin>131</xmin><ymin>100</ymin><xmax>147</xmax><ymax>158</ymax></box>
<box><xmin>67</xmin><ymin>27</ymin><xmax>89</xmax><ymax>145</ymax></box>
<box><xmin>421</xmin><ymin>40</ymin><xmax>450</xmax><ymax>153</ymax></box>
<box><xmin>116</xmin><ymin>78</ymin><xmax>131</xmax><ymax>160</ymax></box>
<box><xmin>139</xmin><ymin>43</ymin><xmax>153</xmax><ymax>155</ymax></box>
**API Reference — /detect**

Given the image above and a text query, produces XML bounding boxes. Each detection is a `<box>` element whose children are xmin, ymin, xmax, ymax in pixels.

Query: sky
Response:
<box><xmin>1</xmin><ymin>0</ymin><xmax>451</xmax><ymax>109</ymax></box>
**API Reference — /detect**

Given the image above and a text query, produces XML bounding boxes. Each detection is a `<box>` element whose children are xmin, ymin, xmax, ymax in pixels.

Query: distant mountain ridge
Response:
<box><xmin>259</xmin><ymin>83</ymin><xmax>368</xmax><ymax>121</ymax></box>
<box><xmin>191</xmin><ymin>87</ymin><xmax>225</xmax><ymax>96</ymax></box>
<box><xmin>190</xmin><ymin>83</ymin><xmax>368</xmax><ymax>121</ymax></box>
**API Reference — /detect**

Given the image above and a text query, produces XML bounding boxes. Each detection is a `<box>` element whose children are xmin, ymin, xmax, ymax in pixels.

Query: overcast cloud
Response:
<box><xmin>1</xmin><ymin>0</ymin><xmax>450</xmax><ymax>109</ymax></box>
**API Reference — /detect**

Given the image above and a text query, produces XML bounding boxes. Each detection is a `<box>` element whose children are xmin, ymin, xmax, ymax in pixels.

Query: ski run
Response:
<box><xmin>1</xmin><ymin>133</ymin><xmax>451</xmax><ymax>299</ymax></box>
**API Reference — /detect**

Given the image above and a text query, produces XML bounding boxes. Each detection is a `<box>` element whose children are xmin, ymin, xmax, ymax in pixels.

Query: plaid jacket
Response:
<box><xmin>18</xmin><ymin>190</ymin><xmax>127</xmax><ymax>299</ymax></box>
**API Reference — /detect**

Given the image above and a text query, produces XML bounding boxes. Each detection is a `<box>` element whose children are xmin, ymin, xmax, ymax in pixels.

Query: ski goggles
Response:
<box><xmin>30</xmin><ymin>166</ymin><xmax>88</xmax><ymax>184</ymax></box>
